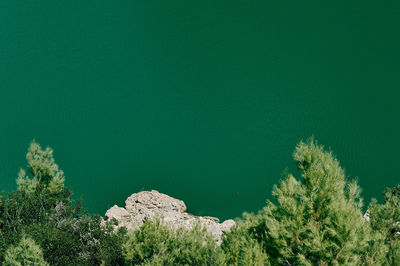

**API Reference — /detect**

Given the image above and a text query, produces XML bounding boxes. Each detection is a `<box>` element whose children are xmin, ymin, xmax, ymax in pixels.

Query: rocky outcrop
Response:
<box><xmin>363</xmin><ymin>210</ymin><xmax>370</xmax><ymax>221</ymax></box>
<box><xmin>105</xmin><ymin>190</ymin><xmax>235</xmax><ymax>245</ymax></box>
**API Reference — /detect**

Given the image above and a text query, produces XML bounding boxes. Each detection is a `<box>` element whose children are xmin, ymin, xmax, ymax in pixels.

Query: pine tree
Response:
<box><xmin>0</xmin><ymin>141</ymin><xmax>126</xmax><ymax>265</ymax></box>
<box><xmin>261</xmin><ymin>138</ymin><xmax>386</xmax><ymax>265</ymax></box>
<box><xmin>17</xmin><ymin>140</ymin><xmax>65</xmax><ymax>195</ymax></box>
<box><xmin>3</xmin><ymin>141</ymin><xmax>76</xmax><ymax>232</ymax></box>
<box><xmin>3</xmin><ymin>235</ymin><xmax>49</xmax><ymax>266</ymax></box>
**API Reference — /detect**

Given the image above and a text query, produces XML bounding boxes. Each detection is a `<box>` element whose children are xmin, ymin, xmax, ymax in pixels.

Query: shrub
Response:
<box><xmin>0</xmin><ymin>141</ymin><xmax>126</xmax><ymax>265</ymax></box>
<box><xmin>123</xmin><ymin>219</ymin><xmax>225</xmax><ymax>265</ymax></box>
<box><xmin>221</xmin><ymin>212</ymin><xmax>269</xmax><ymax>265</ymax></box>
<box><xmin>369</xmin><ymin>185</ymin><xmax>400</xmax><ymax>264</ymax></box>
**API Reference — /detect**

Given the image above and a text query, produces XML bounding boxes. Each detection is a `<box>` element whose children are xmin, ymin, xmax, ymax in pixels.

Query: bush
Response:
<box><xmin>221</xmin><ymin>212</ymin><xmax>269</xmax><ymax>265</ymax></box>
<box><xmin>25</xmin><ymin>216</ymin><xmax>126</xmax><ymax>265</ymax></box>
<box><xmin>123</xmin><ymin>219</ymin><xmax>225</xmax><ymax>265</ymax></box>
<box><xmin>369</xmin><ymin>185</ymin><xmax>400</xmax><ymax>264</ymax></box>
<box><xmin>0</xmin><ymin>141</ymin><xmax>126</xmax><ymax>265</ymax></box>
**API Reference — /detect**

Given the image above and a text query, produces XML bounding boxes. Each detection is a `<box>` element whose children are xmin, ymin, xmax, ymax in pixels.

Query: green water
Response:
<box><xmin>1</xmin><ymin>1</ymin><xmax>399</xmax><ymax>220</ymax></box>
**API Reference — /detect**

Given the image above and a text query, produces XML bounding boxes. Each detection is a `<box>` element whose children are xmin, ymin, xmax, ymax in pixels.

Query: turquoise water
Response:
<box><xmin>1</xmin><ymin>1</ymin><xmax>399</xmax><ymax>220</ymax></box>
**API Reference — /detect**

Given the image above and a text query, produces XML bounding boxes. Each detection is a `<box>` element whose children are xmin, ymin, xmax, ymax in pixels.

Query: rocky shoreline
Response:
<box><xmin>104</xmin><ymin>190</ymin><xmax>235</xmax><ymax>245</ymax></box>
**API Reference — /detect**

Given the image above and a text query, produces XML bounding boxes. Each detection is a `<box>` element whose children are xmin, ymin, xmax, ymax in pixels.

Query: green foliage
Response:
<box><xmin>18</xmin><ymin>141</ymin><xmax>65</xmax><ymax>194</ymax></box>
<box><xmin>263</xmin><ymin>138</ymin><xmax>386</xmax><ymax>265</ymax></box>
<box><xmin>26</xmin><ymin>216</ymin><xmax>126</xmax><ymax>265</ymax></box>
<box><xmin>222</xmin><ymin>138</ymin><xmax>386</xmax><ymax>265</ymax></box>
<box><xmin>384</xmin><ymin>185</ymin><xmax>400</xmax><ymax>198</ymax></box>
<box><xmin>369</xmin><ymin>185</ymin><xmax>400</xmax><ymax>264</ymax></box>
<box><xmin>123</xmin><ymin>219</ymin><xmax>225</xmax><ymax>265</ymax></box>
<box><xmin>221</xmin><ymin>213</ymin><xmax>269</xmax><ymax>265</ymax></box>
<box><xmin>3</xmin><ymin>234</ymin><xmax>49</xmax><ymax>266</ymax></box>
<box><xmin>2</xmin><ymin>138</ymin><xmax>400</xmax><ymax>265</ymax></box>
<box><xmin>0</xmin><ymin>141</ymin><xmax>126</xmax><ymax>265</ymax></box>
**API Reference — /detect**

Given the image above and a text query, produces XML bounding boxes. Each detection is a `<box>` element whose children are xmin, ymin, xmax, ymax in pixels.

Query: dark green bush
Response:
<box><xmin>0</xmin><ymin>141</ymin><xmax>126</xmax><ymax>265</ymax></box>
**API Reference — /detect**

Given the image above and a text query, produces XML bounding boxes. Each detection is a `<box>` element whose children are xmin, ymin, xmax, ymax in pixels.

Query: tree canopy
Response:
<box><xmin>0</xmin><ymin>138</ymin><xmax>399</xmax><ymax>265</ymax></box>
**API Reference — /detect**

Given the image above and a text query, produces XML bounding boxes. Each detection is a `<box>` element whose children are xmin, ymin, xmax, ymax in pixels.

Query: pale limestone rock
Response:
<box><xmin>106</xmin><ymin>205</ymin><xmax>130</xmax><ymax>220</ymax></box>
<box><xmin>363</xmin><ymin>210</ymin><xmax>370</xmax><ymax>221</ymax></box>
<box><xmin>105</xmin><ymin>190</ymin><xmax>235</xmax><ymax>244</ymax></box>
<box><xmin>220</xmin><ymin>219</ymin><xmax>236</xmax><ymax>232</ymax></box>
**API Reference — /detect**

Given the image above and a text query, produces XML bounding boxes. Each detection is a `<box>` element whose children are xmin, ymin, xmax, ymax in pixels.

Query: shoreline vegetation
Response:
<box><xmin>0</xmin><ymin>138</ymin><xmax>399</xmax><ymax>265</ymax></box>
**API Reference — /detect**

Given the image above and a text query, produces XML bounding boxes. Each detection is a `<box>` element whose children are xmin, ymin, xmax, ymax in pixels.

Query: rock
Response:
<box><xmin>363</xmin><ymin>210</ymin><xmax>370</xmax><ymax>221</ymax></box>
<box><xmin>105</xmin><ymin>190</ymin><xmax>235</xmax><ymax>244</ymax></box>
<box><xmin>106</xmin><ymin>205</ymin><xmax>130</xmax><ymax>221</ymax></box>
<box><xmin>220</xmin><ymin>219</ymin><xmax>236</xmax><ymax>232</ymax></box>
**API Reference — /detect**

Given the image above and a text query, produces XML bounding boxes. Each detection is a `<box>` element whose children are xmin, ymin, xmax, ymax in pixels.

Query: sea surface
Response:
<box><xmin>1</xmin><ymin>1</ymin><xmax>399</xmax><ymax>220</ymax></box>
